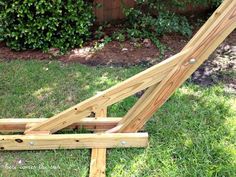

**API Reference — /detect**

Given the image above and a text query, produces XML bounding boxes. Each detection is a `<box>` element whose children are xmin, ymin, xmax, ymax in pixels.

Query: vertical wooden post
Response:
<box><xmin>94</xmin><ymin>0</ymin><xmax>104</xmax><ymax>23</ymax></box>
<box><xmin>89</xmin><ymin>107</ymin><xmax>107</xmax><ymax>177</ymax></box>
<box><xmin>94</xmin><ymin>0</ymin><xmax>136</xmax><ymax>22</ymax></box>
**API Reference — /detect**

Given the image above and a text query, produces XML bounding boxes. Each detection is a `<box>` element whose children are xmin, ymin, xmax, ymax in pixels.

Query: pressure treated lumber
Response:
<box><xmin>110</xmin><ymin>0</ymin><xmax>236</xmax><ymax>133</ymax></box>
<box><xmin>123</xmin><ymin>0</ymin><xmax>235</xmax><ymax>134</ymax></box>
<box><xmin>90</xmin><ymin>107</ymin><xmax>107</xmax><ymax>177</ymax></box>
<box><xmin>26</xmin><ymin>0</ymin><xmax>236</xmax><ymax>134</ymax></box>
<box><xmin>0</xmin><ymin>133</ymin><xmax>148</xmax><ymax>151</ymax></box>
<box><xmin>0</xmin><ymin>2</ymin><xmax>234</xmax><ymax>177</ymax></box>
<box><xmin>90</xmin><ymin>148</ymin><xmax>106</xmax><ymax>177</ymax></box>
<box><xmin>0</xmin><ymin>118</ymin><xmax>121</xmax><ymax>133</ymax></box>
<box><xmin>25</xmin><ymin>50</ymin><xmax>189</xmax><ymax>134</ymax></box>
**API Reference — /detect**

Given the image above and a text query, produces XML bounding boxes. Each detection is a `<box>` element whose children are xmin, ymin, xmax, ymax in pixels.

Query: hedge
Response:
<box><xmin>0</xmin><ymin>0</ymin><xmax>94</xmax><ymax>52</ymax></box>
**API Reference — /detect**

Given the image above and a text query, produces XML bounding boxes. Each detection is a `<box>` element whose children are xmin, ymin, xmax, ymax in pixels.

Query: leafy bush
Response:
<box><xmin>125</xmin><ymin>8</ymin><xmax>192</xmax><ymax>37</ymax></box>
<box><xmin>0</xmin><ymin>0</ymin><xmax>94</xmax><ymax>52</ymax></box>
<box><xmin>119</xmin><ymin>0</ymin><xmax>222</xmax><ymax>52</ymax></box>
<box><xmin>134</xmin><ymin>0</ymin><xmax>223</xmax><ymax>10</ymax></box>
<box><xmin>118</xmin><ymin>1</ymin><xmax>192</xmax><ymax>53</ymax></box>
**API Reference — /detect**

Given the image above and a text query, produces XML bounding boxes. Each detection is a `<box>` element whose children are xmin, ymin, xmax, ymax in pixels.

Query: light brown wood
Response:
<box><xmin>0</xmin><ymin>133</ymin><xmax>148</xmax><ymax>151</ymax></box>
<box><xmin>0</xmin><ymin>118</ymin><xmax>121</xmax><ymax>133</ymax></box>
<box><xmin>90</xmin><ymin>148</ymin><xmax>106</xmax><ymax>177</ymax></box>
<box><xmin>90</xmin><ymin>107</ymin><xmax>107</xmax><ymax>177</ymax></box>
<box><xmin>110</xmin><ymin>0</ymin><xmax>236</xmax><ymax>133</ymax></box>
<box><xmin>120</xmin><ymin>0</ymin><xmax>235</xmax><ymax>134</ymax></box>
<box><xmin>0</xmin><ymin>2</ymin><xmax>233</xmax><ymax>165</ymax></box>
<box><xmin>96</xmin><ymin>107</ymin><xmax>107</xmax><ymax>118</ymax></box>
<box><xmin>25</xmin><ymin>50</ymin><xmax>189</xmax><ymax>134</ymax></box>
<box><xmin>25</xmin><ymin>0</ymin><xmax>235</xmax><ymax>134</ymax></box>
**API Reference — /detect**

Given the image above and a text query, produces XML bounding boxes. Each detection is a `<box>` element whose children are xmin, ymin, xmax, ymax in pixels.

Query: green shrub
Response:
<box><xmin>120</xmin><ymin>0</ymin><xmax>222</xmax><ymax>53</ymax></box>
<box><xmin>134</xmin><ymin>0</ymin><xmax>222</xmax><ymax>10</ymax></box>
<box><xmin>0</xmin><ymin>0</ymin><xmax>94</xmax><ymax>52</ymax></box>
<box><xmin>120</xmin><ymin>1</ymin><xmax>192</xmax><ymax>53</ymax></box>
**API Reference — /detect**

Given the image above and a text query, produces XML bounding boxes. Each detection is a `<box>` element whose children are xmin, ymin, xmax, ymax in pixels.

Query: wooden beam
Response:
<box><xmin>109</xmin><ymin>0</ymin><xmax>236</xmax><ymax>133</ymax></box>
<box><xmin>90</xmin><ymin>148</ymin><xmax>106</xmax><ymax>177</ymax></box>
<box><xmin>110</xmin><ymin>0</ymin><xmax>234</xmax><ymax>133</ymax></box>
<box><xmin>0</xmin><ymin>118</ymin><xmax>121</xmax><ymax>133</ymax></box>
<box><xmin>0</xmin><ymin>133</ymin><xmax>148</xmax><ymax>151</ymax></box>
<box><xmin>25</xmin><ymin>49</ymin><xmax>189</xmax><ymax>134</ymax></box>
<box><xmin>90</xmin><ymin>107</ymin><xmax>107</xmax><ymax>177</ymax></box>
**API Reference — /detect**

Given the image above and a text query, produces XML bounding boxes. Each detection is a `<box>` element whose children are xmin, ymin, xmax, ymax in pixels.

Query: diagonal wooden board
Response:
<box><xmin>108</xmin><ymin>0</ymin><xmax>236</xmax><ymax>133</ymax></box>
<box><xmin>25</xmin><ymin>50</ymin><xmax>188</xmax><ymax>134</ymax></box>
<box><xmin>25</xmin><ymin>1</ymin><xmax>236</xmax><ymax>135</ymax></box>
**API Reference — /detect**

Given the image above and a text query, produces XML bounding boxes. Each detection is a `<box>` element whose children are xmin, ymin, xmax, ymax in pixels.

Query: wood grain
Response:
<box><xmin>0</xmin><ymin>133</ymin><xmax>148</xmax><ymax>151</ymax></box>
<box><xmin>90</xmin><ymin>107</ymin><xmax>107</xmax><ymax>177</ymax></box>
<box><xmin>110</xmin><ymin>0</ymin><xmax>236</xmax><ymax>133</ymax></box>
<box><xmin>25</xmin><ymin>1</ymin><xmax>235</xmax><ymax>135</ymax></box>
<box><xmin>25</xmin><ymin>50</ymin><xmax>188</xmax><ymax>134</ymax></box>
<box><xmin>0</xmin><ymin>118</ymin><xmax>121</xmax><ymax>133</ymax></box>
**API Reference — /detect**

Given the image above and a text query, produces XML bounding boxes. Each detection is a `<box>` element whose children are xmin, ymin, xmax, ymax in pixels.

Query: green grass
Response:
<box><xmin>0</xmin><ymin>59</ymin><xmax>235</xmax><ymax>177</ymax></box>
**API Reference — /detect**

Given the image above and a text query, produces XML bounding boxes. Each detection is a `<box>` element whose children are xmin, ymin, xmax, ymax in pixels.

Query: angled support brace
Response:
<box><xmin>25</xmin><ymin>45</ymin><xmax>187</xmax><ymax>134</ymax></box>
<box><xmin>108</xmin><ymin>0</ymin><xmax>236</xmax><ymax>133</ymax></box>
<box><xmin>0</xmin><ymin>2</ymin><xmax>235</xmax><ymax>177</ymax></box>
<box><xmin>25</xmin><ymin>0</ymin><xmax>236</xmax><ymax>135</ymax></box>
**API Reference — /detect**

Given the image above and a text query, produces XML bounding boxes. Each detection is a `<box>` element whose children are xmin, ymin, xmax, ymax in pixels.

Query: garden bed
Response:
<box><xmin>0</xmin><ymin>31</ymin><xmax>187</xmax><ymax>66</ymax></box>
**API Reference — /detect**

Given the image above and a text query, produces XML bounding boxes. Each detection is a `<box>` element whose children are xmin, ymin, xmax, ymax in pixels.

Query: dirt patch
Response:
<box><xmin>0</xmin><ymin>32</ymin><xmax>188</xmax><ymax>66</ymax></box>
<box><xmin>0</xmin><ymin>42</ymin><xmax>52</xmax><ymax>61</ymax></box>
<box><xmin>58</xmin><ymin>40</ymin><xmax>160</xmax><ymax>66</ymax></box>
<box><xmin>191</xmin><ymin>30</ymin><xmax>236</xmax><ymax>93</ymax></box>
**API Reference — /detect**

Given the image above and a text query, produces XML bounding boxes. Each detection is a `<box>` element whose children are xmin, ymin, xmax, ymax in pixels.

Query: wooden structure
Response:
<box><xmin>0</xmin><ymin>1</ymin><xmax>235</xmax><ymax>176</ymax></box>
<box><xmin>93</xmin><ymin>0</ymin><xmax>135</xmax><ymax>22</ymax></box>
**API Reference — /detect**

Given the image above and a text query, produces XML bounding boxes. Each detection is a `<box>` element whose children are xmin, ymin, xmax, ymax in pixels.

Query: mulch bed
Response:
<box><xmin>0</xmin><ymin>32</ymin><xmax>187</xmax><ymax>66</ymax></box>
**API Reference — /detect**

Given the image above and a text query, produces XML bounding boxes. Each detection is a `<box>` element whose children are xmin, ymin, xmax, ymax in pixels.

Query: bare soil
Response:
<box><xmin>191</xmin><ymin>30</ymin><xmax>236</xmax><ymax>92</ymax></box>
<box><xmin>0</xmin><ymin>32</ymin><xmax>188</xmax><ymax>66</ymax></box>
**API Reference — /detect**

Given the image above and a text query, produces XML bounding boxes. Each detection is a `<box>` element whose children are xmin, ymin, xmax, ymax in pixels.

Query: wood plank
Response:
<box><xmin>94</xmin><ymin>0</ymin><xmax>104</xmax><ymax>22</ymax></box>
<box><xmin>25</xmin><ymin>49</ymin><xmax>189</xmax><ymax>134</ymax></box>
<box><xmin>0</xmin><ymin>118</ymin><xmax>121</xmax><ymax>133</ymax></box>
<box><xmin>90</xmin><ymin>107</ymin><xmax>107</xmax><ymax>177</ymax></box>
<box><xmin>90</xmin><ymin>148</ymin><xmax>106</xmax><ymax>177</ymax></box>
<box><xmin>0</xmin><ymin>133</ymin><xmax>148</xmax><ymax>151</ymax></box>
<box><xmin>110</xmin><ymin>0</ymin><xmax>236</xmax><ymax>133</ymax></box>
<box><xmin>126</xmin><ymin>0</ymin><xmax>234</xmax><ymax>134</ymax></box>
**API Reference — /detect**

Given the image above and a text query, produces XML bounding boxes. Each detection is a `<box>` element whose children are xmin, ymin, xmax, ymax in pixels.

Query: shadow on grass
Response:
<box><xmin>107</xmin><ymin>85</ymin><xmax>236</xmax><ymax>177</ymax></box>
<box><xmin>0</xmin><ymin>60</ymin><xmax>143</xmax><ymax>177</ymax></box>
<box><xmin>0</xmin><ymin>60</ymin><xmax>143</xmax><ymax>118</ymax></box>
<box><xmin>0</xmin><ymin>60</ymin><xmax>235</xmax><ymax>176</ymax></box>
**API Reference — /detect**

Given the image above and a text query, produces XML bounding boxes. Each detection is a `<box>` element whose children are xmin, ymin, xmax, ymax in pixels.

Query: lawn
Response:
<box><xmin>0</xmin><ymin>59</ymin><xmax>235</xmax><ymax>177</ymax></box>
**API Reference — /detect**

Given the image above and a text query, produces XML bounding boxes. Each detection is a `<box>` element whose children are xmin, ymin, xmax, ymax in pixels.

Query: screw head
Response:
<box><xmin>189</xmin><ymin>58</ymin><xmax>196</xmax><ymax>64</ymax></box>
<box><xmin>29</xmin><ymin>142</ymin><xmax>34</xmax><ymax>146</ymax></box>
<box><xmin>121</xmin><ymin>141</ymin><xmax>127</xmax><ymax>145</ymax></box>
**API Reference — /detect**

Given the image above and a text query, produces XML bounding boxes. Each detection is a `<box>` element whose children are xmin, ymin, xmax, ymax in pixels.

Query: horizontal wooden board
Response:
<box><xmin>0</xmin><ymin>133</ymin><xmax>148</xmax><ymax>151</ymax></box>
<box><xmin>0</xmin><ymin>118</ymin><xmax>121</xmax><ymax>133</ymax></box>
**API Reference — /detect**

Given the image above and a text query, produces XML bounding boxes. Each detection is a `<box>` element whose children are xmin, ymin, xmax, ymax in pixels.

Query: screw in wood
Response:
<box><xmin>29</xmin><ymin>142</ymin><xmax>34</xmax><ymax>146</ymax></box>
<box><xmin>189</xmin><ymin>58</ymin><xmax>196</xmax><ymax>64</ymax></box>
<box><xmin>121</xmin><ymin>141</ymin><xmax>127</xmax><ymax>145</ymax></box>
